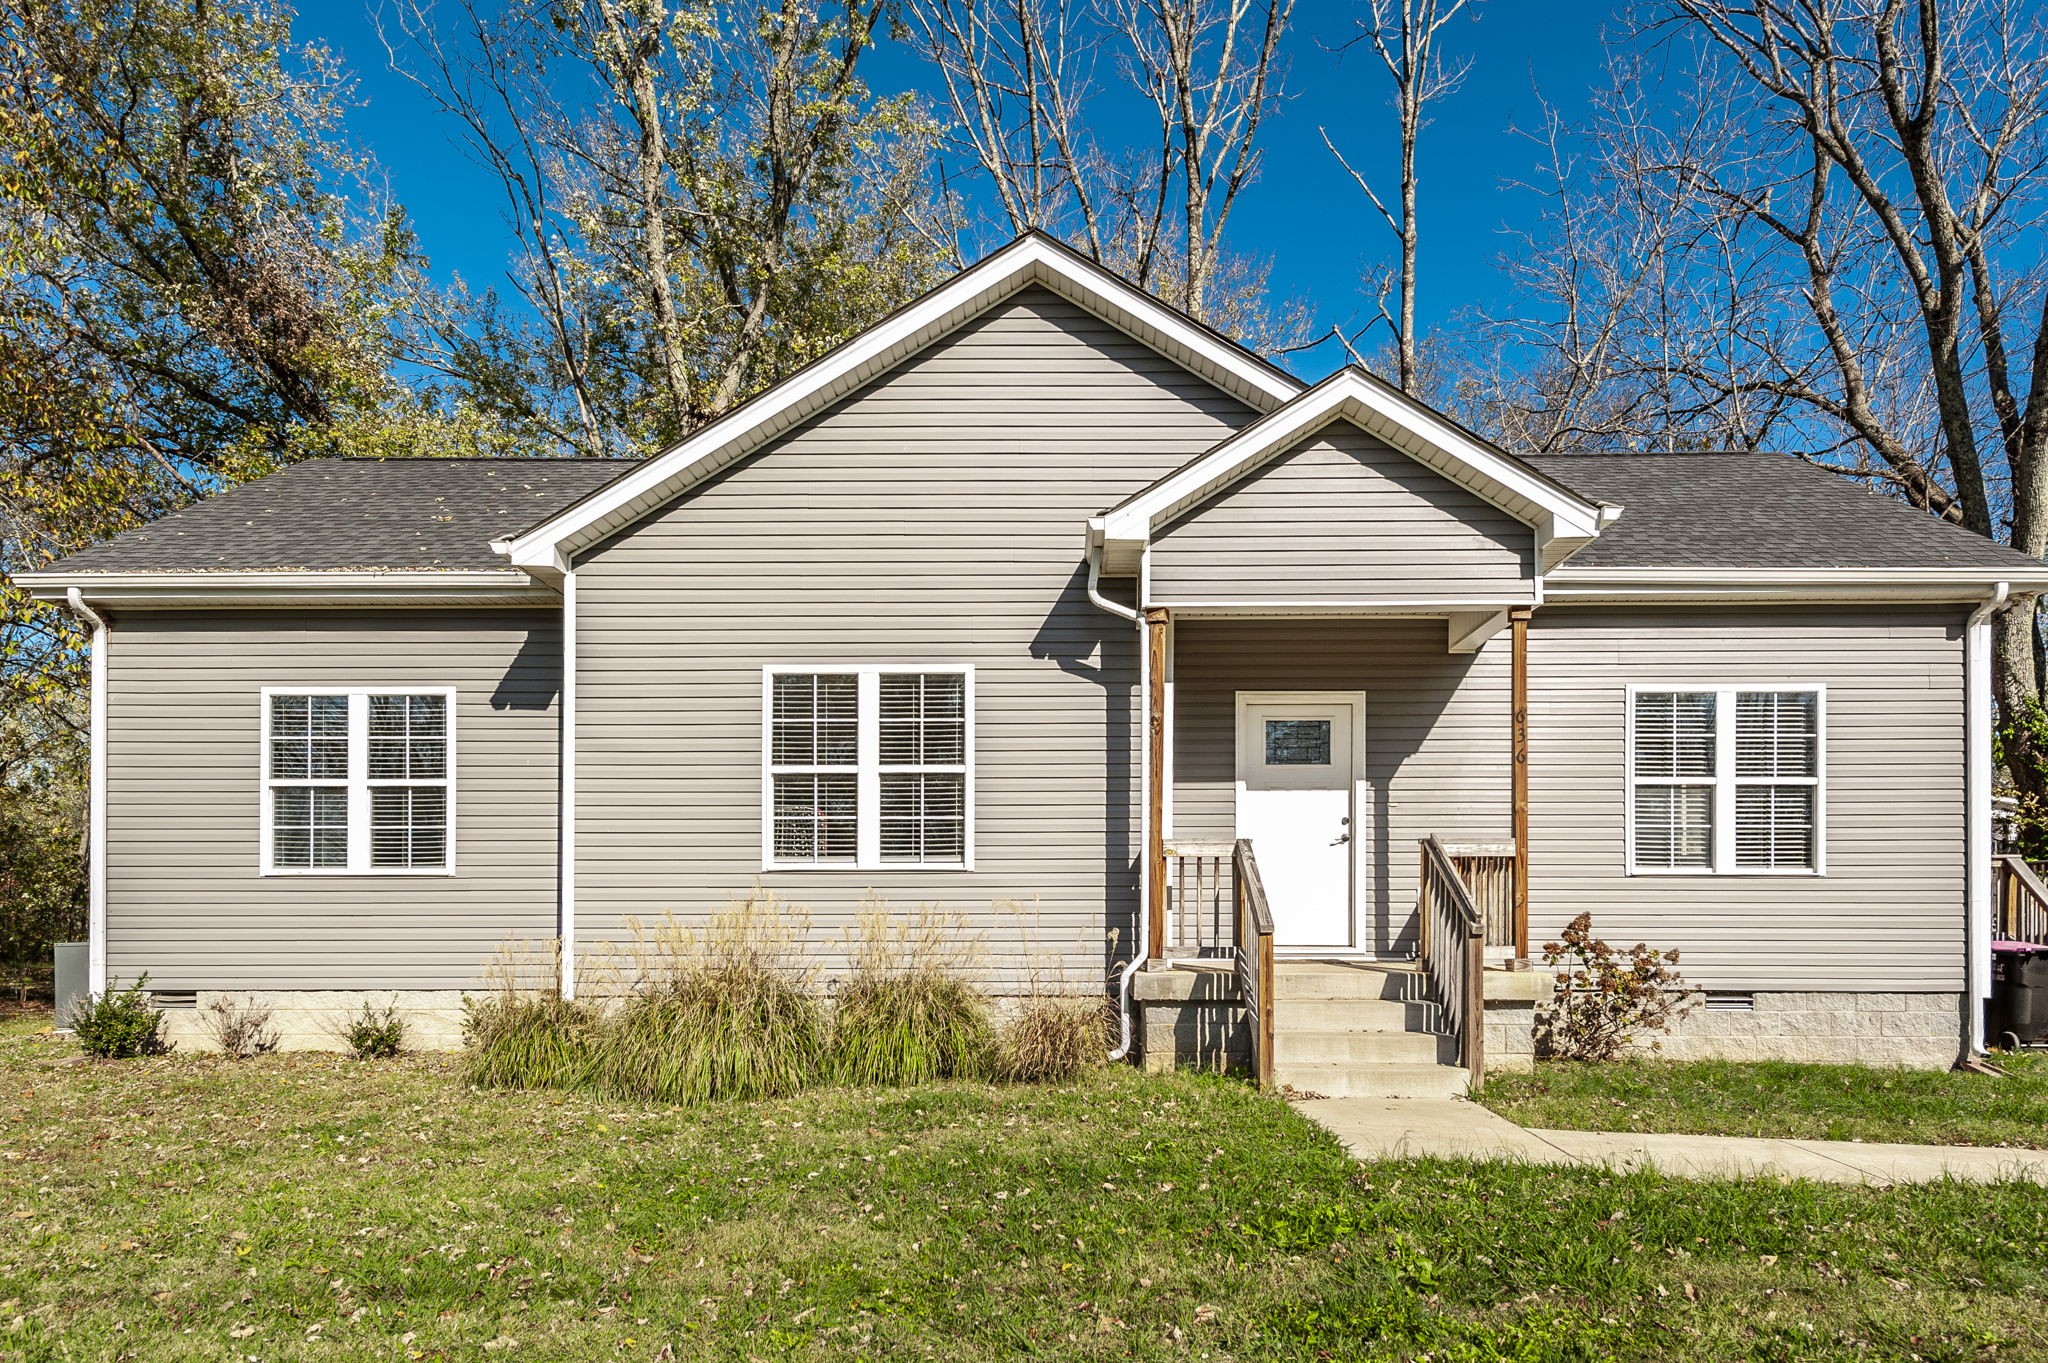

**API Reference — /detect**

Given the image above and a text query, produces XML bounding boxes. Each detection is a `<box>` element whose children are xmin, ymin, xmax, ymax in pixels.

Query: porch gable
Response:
<box><xmin>1147</xmin><ymin>418</ymin><xmax>1536</xmax><ymax>608</ymax></box>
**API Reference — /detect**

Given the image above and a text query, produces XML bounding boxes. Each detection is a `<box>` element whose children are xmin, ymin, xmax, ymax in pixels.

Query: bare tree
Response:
<box><xmin>908</xmin><ymin>0</ymin><xmax>1298</xmax><ymax>345</ymax></box>
<box><xmin>1472</xmin><ymin>0</ymin><xmax>2048</xmax><ymax>796</ymax></box>
<box><xmin>1321</xmin><ymin>0</ymin><xmax>1474</xmax><ymax>392</ymax></box>
<box><xmin>382</xmin><ymin>0</ymin><xmax>946</xmax><ymax>455</ymax></box>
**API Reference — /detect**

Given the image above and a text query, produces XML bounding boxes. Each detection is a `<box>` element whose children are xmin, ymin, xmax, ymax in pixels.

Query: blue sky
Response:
<box><xmin>305</xmin><ymin>2</ymin><xmax>1618</xmax><ymax>380</ymax></box>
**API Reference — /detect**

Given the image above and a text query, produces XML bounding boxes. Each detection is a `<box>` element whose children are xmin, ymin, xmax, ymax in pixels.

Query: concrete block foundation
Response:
<box><xmin>152</xmin><ymin>991</ymin><xmax>469</xmax><ymax>1054</ymax></box>
<box><xmin>1628</xmin><ymin>990</ymin><xmax>1962</xmax><ymax>1068</ymax></box>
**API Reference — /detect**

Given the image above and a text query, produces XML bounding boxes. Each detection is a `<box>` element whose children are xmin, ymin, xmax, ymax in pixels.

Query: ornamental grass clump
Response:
<box><xmin>1000</xmin><ymin>996</ymin><xmax>1109</xmax><ymax>1084</ymax></box>
<box><xmin>831</xmin><ymin>904</ymin><xmax>994</xmax><ymax>1086</ymax></box>
<box><xmin>460</xmin><ymin>992</ymin><xmax>596</xmax><ymax>1090</ymax></box>
<box><xmin>1534</xmin><ymin>911</ymin><xmax>1691</xmax><ymax>1061</ymax></box>
<box><xmin>591</xmin><ymin>893</ymin><xmax>828</xmax><ymax>1104</ymax></box>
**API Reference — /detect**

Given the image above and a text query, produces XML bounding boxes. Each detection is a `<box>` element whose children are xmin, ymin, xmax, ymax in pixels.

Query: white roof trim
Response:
<box><xmin>1543</xmin><ymin>565</ymin><xmax>2048</xmax><ymax>605</ymax></box>
<box><xmin>1096</xmin><ymin>369</ymin><xmax>1607</xmax><ymax>575</ymax></box>
<box><xmin>18</xmin><ymin>569</ymin><xmax>555</xmax><ymax>608</ymax></box>
<box><xmin>497</xmin><ymin>233</ymin><xmax>1305</xmax><ymax>569</ymax></box>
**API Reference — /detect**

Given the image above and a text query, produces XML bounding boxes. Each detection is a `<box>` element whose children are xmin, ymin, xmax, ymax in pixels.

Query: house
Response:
<box><xmin>23</xmin><ymin>233</ymin><xmax>2048</xmax><ymax>1087</ymax></box>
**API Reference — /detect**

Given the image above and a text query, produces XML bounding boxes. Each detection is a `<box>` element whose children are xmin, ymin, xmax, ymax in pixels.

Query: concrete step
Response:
<box><xmin>1280</xmin><ymin>1028</ymin><xmax>1457</xmax><ymax>1066</ymax></box>
<box><xmin>1274</xmin><ymin>1062</ymin><xmax>1471</xmax><ymax>1100</ymax></box>
<box><xmin>1273</xmin><ymin>964</ymin><xmax>1422</xmax><ymax>1002</ymax></box>
<box><xmin>1273</xmin><ymin>996</ymin><xmax>1437</xmax><ymax>1033</ymax></box>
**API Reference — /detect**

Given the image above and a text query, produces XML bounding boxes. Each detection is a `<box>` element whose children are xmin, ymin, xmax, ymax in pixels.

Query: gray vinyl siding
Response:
<box><xmin>1170</xmin><ymin>617</ymin><xmax>1512</xmax><ymax>954</ymax></box>
<box><xmin>571</xmin><ymin>286</ymin><xmax>1256</xmax><ymax>988</ymax></box>
<box><xmin>1148</xmin><ymin>420</ymin><xmax>1534</xmax><ymax>604</ymax></box>
<box><xmin>1528</xmin><ymin>605</ymin><xmax>1965</xmax><ymax>992</ymax></box>
<box><xmin>103</xmin><ymin>609</ymin><xmax>561</xmax><ymax>990</ymax></box>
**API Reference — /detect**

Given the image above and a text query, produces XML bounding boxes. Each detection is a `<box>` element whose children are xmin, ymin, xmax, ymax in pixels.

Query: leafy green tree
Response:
<box><xmin>0</xmin><ymin>0</ymin><xmax>450</xmax><ymax>913</ymax></box>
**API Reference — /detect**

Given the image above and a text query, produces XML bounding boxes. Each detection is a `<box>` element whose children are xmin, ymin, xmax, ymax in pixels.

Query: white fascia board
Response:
<box><xmin>1545</xmin><ymin>566</ymin><xmax>2048</xmax><ymax>603</ymax></box>
<box><xmin>1100</xmin><ymin>371</ymin><xmax>1605</xmax><ymax>558</ymax></box>
<box><xmin>16</xmin><ymin>569</ymin><xmax>555</xmax><ymax>608</ymax></box>
<box><xmin>497</xmin><ymin>234</ymin><xmax>1304</xmax><ymax>568</ymax></box>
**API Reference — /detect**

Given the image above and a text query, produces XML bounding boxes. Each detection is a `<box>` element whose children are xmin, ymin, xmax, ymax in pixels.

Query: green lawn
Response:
<box><xmin>5</xmin><ymin>1020</ymin><xmax>2048</xmax><ymax>1360</ymax></box>
<box><xmin>1479</xmin><ymin>1056</ymin><xmax>2048</xmax><ymax>1150</ymax></box>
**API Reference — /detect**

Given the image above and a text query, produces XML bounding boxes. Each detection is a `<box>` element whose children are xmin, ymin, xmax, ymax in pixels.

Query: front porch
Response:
<box><xmin>1134</xmin><ymin>608</ymin><xmax>1544</xmax><ymax>1093</ymax></box>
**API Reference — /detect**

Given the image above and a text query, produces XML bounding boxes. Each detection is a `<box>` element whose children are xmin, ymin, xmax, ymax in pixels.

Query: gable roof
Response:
<box><xmin>34</xmin><ymin>458</ymin><xmax>637</xmax><ymax>574</ymax></box>
<box><xmin>494</xmin><ymin>232</ymin><xmax>1306</xmax><ymax>579</ymax></box>
<box><xmin>17</xmin><ymin>458</ymin><xmax>638</xmax><ymax>606</ymax></box>
<box><xmin>1094</xmin><ymin>368</ymin><xmax>1609</xmax><ymax>576</ymax></box>
<box><xmin>1530</xmin><ymin>453</ymin><xmax>2048</xmax><ymax>572</ymax></box>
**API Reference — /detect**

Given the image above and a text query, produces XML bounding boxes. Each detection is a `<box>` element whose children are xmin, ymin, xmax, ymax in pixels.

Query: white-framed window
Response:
<box><xmin>261</xmin><ymin>687</ymin><xmax>455</xmax><ymax>875</ymax></box>
<box><xmin>762</xmin><ymin>666</ymin><xmax>973</xmax><ymax>870</ymax></box>
<box><xmin>1625</xmin><ymin>684</ymin><xmax>1824</xmax><ymax>875</ymax></box>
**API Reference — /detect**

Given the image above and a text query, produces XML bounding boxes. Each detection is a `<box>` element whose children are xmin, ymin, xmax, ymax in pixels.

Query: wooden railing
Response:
<box><xmin>1163</xmin><ymin>841</ymin><xmax>1236</xmax><ymax>955</ymax></box>
<box><xmin>1442</xmin><ymin>843</ymin><xmax>1517</xmax><ymax>956</ymax></box>
<box><xmin>1419</xmin><ymin>835</ymin><xmax>1486</xmax><ymax>1091</ymax></box>
<box><xmin>1996</xmin><ymin>853</ymin><xmax>2048</xmax><ymax>946</ymax></box>
<box><xmin>1233</xmin><ymin>838</ymin><xmax>1276</xmax><ymax>1089</ymax></box>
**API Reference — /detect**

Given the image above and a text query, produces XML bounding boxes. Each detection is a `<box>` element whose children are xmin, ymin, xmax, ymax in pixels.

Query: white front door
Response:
<box><xmin>1235</xmin><ymin>694</ymin><xmax>1360</xmax><ymax>950</ymax></box>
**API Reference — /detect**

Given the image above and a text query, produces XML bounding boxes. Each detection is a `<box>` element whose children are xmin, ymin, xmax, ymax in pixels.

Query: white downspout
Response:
<box><xmin>67</xmin><ymin>588</ymin><xmax>109</xmax><ymax>996</ymax></box>
<box><xmin>559</xmin><ymin>570</ymin><xmax>578</xmax><ymax>999</ymax></box>
<box><xmin>1965</xmin><ymin>581</ymin><xmax>2008</xmax><ymax>1056</ymax></box>
<box><xmin>1085</xmin><ymin>532</ymin><xmax>1147</xmax><ymax>1061</ymax></box>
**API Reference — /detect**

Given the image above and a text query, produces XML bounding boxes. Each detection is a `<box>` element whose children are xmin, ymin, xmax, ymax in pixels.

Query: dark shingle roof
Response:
<box><xmin>1526</xmin><ymin>451</ymin><xmax>2045</xmax><ymax>572</ymax></box>
<box><xmin>44</xmin><ymin>458</ymin><xmax>640</xmax><ymax>574</ymax></box>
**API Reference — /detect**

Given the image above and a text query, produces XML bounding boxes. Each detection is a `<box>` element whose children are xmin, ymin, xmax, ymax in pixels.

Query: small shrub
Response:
<box><xmin>1000</xmin><ymin>996</ymin><xmax>1108</xmax><ymax>1083</ymax></box>
<box><xmin>461</xmin><ymin>992</ymin><xmax>596</xmax><ymax>1090</ymax></box>
<box><xmin>202</xmin><ymin>994</ymin><xmax>279</xmax><ymax>1059</ymax></box>
<box><xmin>1534</xmin><ymin>912</ymin><xmax>1690</xmax><ymax>1061</ymax></box>
<box><xmin>69</xmin><ymin>976</ymin><xmax>172</xmax><ymax>1059</ymax></box>
<box><xmin>342</xmin><ymin>1001</ymin><xmax>406</xmax><ymax>1059</ymax></box>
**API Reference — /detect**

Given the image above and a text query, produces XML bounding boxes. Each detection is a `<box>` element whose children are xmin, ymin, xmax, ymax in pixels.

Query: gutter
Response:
<box><xmin>65</xmin><ymin>589</ymin><xmax>109</xmax><ymax>997</ymax></box>
<box><xmin>1083</xmin><ymin>526</ymin><xmax>1146</xmax><ymax>1062</ymax></box>
<box><xmin>1965</xmin><ymin>581</ymin><xmax>2011</xmax><ymax>1057</ymax></box>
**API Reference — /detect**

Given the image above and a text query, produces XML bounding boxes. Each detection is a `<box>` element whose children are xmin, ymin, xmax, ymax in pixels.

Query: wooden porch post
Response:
<box><xmin>1510</xmin><ymin>606</ymin><xmax>1532</xmax><ymax>961</ymax></box>
<box><xmin>1146</xmin><ymin>607</ymin><xmax>1170</xmax><ymax>959</ymax></box>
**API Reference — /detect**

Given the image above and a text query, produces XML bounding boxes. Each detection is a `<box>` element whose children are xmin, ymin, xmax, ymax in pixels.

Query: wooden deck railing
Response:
<box><xmin>1442</xmin><ymin>843</ymin><xmax>1517</xmax><ymax>956</ymax></box>
<box><xmin>1996</xmin><ymin>853</ymin><xmax>2048</xmax><ymax>946</ymax></box>
<box><xmin>1419</xmin><ymin>835</ymin><xmax>1486</xmax><ymax>1091</ymax></box>
<box><xmin>1233</xmin><ymin>838</ymin><xmax>1276</xmax><ymax>1089</ymax></box>
<box><xmin>1162</xmin><ymin>841</ymin><xmax>1236</xmax><ymax>955</ymax></box>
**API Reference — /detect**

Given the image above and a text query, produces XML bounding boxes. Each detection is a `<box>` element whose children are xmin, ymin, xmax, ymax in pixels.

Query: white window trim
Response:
<box><xmin>259</xmin><ymin>686</ymin><xmax>458</xmax><ymax>877</ymax></box>
<box><xmin>760</xmin><ymin>665</ymin><xmax>976</xmax><ymax>872</ymax></box>
<box><xmin>1624</xmin><ymin>683</ymin><xmax>1827</xmax><ymax>877</ymax></box>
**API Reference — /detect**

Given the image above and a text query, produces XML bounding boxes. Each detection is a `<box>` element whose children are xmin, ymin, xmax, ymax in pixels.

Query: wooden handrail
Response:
<box><xmin>1233</xmin><ymin>838</ymin><xmax>1276</xmax><ymax>1089</ymax></box>
<box><xmin>1418</xmin><ymin>835</ymin><xmax>1486</xmax><ymax>1091</ymax></box>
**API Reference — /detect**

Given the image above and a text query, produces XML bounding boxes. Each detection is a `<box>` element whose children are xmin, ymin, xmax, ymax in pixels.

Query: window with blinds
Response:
<box><xmin>263</xmin><ymin>689</ymin><xmax>454</xmax><ymax>873</ymax></box>
<box><xmin>764</xmin><ymin>667</ymin><xmax>972</xmax><ymax>868</ymax></box>
<box><xmin>1627</xmin><ymin>686</ymin><xmax>1823</xmax><ymax>874</ymax></box>
<box><xmin>879</xmin><ymin>672</ymin><xmax>967</xmax><ymax>862</ymax></box>
<box><xmin>769</xmin><ymin>672</ymin><xmax>859</xmax><ymax>863</ymax></box>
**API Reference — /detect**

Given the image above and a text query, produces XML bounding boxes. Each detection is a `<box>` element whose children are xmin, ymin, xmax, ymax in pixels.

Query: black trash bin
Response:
<box><xmin>1990</xmin><ymin>943</ymin><xmax>2048</xmax><ymax>1048</ymax></box>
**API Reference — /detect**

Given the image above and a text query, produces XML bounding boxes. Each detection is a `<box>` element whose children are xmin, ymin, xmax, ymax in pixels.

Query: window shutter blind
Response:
<box><xmin>1733</xmin><ymin>690</ymin><xmax>1819</xmax><ymax>869</ymax></box>
<box><xmin>1735</xmin><ymin>691</ymin><xmax>1816</xmax><ymax>778</ymax></box>
<box><xmin>1631</xmin><ymin>691</ymin><xmax>1716</xmax><ymax>868</ymax></box>
<box><xmin>1633</xmin><ymin>784</ymin><xmax>1713</xmax><ymax>868</ymax></box>
<box><xmin>1735</xmin><ymin>785</ymin><xmax>1814</xmax><ymax>869</ymax></box>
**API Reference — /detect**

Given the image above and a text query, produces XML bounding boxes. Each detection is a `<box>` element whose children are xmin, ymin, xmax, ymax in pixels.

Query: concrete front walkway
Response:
<box><xmin>1298</xmin><ymin>1096</ymin><xmax>2048</xmax><ymax>1185</ymax></box>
